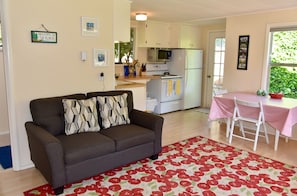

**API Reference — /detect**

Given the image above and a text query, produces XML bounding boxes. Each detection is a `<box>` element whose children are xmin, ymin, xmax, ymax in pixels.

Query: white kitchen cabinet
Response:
<box><xmin>123</xmin><ymin>86</ymin><xmax>146</xmax><ymax>111</ymax></box>
<box><xmin>113</xmin><ymin>0</ymin><xmax>131</xmax><ymax>42</ymax></box>
<box><xmin>170</xmin><ymin>24</ymin><xmax>201</xmax><ymax>48</ymax></box>
<box><xmin>138</xmin><ymin>20</ymin><xmax>171</xmax><ymax>48</ymax></box>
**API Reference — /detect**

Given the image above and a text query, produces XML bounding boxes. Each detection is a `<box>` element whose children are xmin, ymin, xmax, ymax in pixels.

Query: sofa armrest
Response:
<box><xmin>130</xmin><ymin>109</ymin><xmax>164</xmax><ymax>154</ymax></box>
<box><xmin>25</xmin><ymin>122</ymin><xmax>66</xmax><ymax>189</ymax></box>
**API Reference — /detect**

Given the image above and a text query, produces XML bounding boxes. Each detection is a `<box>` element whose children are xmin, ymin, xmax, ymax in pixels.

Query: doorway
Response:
<box><xmin>205</xmin><ymin>31</ymin><xmax>226</xmax><ymax>108</ymax></box>
<box><xmin>0</xmin><ymin>4</ymin><xmax>12</xmax><ymax>170</ymax></box>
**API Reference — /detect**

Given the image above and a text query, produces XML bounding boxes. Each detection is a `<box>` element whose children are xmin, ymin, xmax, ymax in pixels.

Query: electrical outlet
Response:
<box><xmin>99</xmin><ymin>72</ymin><xmax>104</xmax><ymax>80</ymax></box>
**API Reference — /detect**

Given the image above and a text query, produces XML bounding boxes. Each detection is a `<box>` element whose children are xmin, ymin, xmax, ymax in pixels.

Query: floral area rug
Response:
<box><xmin>24</xmin><ymin>136</ymin><xmax>297</xmax><ymax>196</ymax></box>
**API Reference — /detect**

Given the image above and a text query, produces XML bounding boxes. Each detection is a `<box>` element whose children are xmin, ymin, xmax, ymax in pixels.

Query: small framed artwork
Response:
<box><xmin>31</xmin><ymin>31</ymin><xmax>57</xmax><ymax>43</ymax></box>
<box><xmin>81</xmin><ymin>16</ymin><xmax>98</xmax><ymax>36</ymax></box>
<box><xmin>94</xmin><ymin>49</ymin><xmax>108</xmax><ymax>66</ymax></box>
<box><xmin>237</xmin><ymin>35</ymin><xmax>250</xmax><ymax>70</ymax></box>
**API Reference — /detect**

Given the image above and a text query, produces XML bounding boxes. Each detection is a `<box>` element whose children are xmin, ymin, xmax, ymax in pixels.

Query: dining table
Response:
<box><xmin>208</xmin><ymin>92</ymin><xmax>297</xmax><ymax>151</ymax></box>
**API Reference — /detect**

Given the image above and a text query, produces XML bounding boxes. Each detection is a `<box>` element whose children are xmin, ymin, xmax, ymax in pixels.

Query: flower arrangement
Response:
<box><xmin>126</xmin><ymin>59</ymin><xmax>139</xmax><ymax>77</ymax></box>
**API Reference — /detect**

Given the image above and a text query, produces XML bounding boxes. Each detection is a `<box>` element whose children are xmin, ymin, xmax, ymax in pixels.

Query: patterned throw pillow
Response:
<box><xmin>62</xmin><ymin>97</ymin><xmax>100</xmax><ymax>135</ymax></box>
<box><xmin>97</xmin><ymin>93</ymin><xmax>130</xmax><ymax>129</ymax></box>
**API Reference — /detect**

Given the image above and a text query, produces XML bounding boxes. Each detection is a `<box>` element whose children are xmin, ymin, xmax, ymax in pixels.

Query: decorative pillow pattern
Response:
<box><xmin>97</xmin><ymin>93</ymin><xmax>130</xmax><ymax>129</ymax></box>
<box><xmin>62</xmin><ymin>97</ymin><xmax>100</xmax><ymax>135</ymax></box>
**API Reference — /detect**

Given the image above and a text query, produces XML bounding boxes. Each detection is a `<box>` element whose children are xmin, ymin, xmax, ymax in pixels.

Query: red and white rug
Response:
<box><xmin>24</xmin><ymin>136</ymin><xmax>297</xmax><ymax>196</ymax></box>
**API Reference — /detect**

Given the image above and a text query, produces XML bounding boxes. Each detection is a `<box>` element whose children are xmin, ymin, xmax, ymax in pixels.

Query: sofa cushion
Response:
<box><xmin>97</xmin><ymin>93</ymin><xmax>130</xmax><ymax>129</ymax></box>
<box><xmin>62</xmin><ymin>97</ymin><xmax>100</xmax><ymax>135</ymax></box>
<box><xmin>57</xmin><ymin>132</ymin><xmax>115</xmax><ymax>165</ymax></box>
<box><xmin>87</xmin><ymin>91</ymin><xmax>134</xmax><ymax>114</ymax></box>
<box><xmin>30</xmin><ymin>94</ymin><xmax>87</xmax><ymax>136</ymax></box>
<box><xmin>100</xmin><ymin>124</ymin><xmax>155</xmax><ymax>151</ymax></box>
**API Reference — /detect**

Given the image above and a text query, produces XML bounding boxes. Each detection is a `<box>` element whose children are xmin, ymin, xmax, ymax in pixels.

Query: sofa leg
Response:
<box><xmin>54</xmin><ymin>186</ymin><xmax>64</xmax><ymax>195</ymax></box>
<box><xmin>150</xmin><ymin>154</ymin><xmax>158</xmax><ymax>160</ymax></box>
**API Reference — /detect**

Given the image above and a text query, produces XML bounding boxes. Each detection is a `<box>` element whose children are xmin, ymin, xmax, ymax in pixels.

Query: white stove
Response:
<box><xmin>145</xmin><ymin>63</ymin><xmax>183</xmax><ymax>114</ymax></box>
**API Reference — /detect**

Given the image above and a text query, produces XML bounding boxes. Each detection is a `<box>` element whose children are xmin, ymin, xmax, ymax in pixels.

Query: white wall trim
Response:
<box><xmin>0</xmin><ymin>131</ymin><xmax>9</xmax><ymax>135</ymax></box>
<box><xmin>0</xmin><ymin>0</ymin><xmax>21</xmax><ymax>170</ymax></box>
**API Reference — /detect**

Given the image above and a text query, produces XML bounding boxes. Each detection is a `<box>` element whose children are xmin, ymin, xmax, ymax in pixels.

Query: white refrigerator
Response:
<box><xmin>169</xmin><ymin>49</ymin><xmax>203</xmax><ymax>109</ymax></box>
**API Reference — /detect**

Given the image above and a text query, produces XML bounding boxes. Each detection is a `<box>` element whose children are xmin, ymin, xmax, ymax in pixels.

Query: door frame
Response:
<box><xmin>202</xmin><ymin>30</ymin><xmax>225</xmax><ymax>108</ymax></box>
<box><xmin>0</xmin><ymin>0</ymin><xmax>21</xmax><ymax>170</ymax></box>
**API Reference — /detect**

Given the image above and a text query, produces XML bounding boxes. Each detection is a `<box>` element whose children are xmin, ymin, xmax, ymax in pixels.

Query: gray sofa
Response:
<box><xmin>25</xmin><ymin>90</ymin><xmax>164</xmax><ymax>195</ymax></box>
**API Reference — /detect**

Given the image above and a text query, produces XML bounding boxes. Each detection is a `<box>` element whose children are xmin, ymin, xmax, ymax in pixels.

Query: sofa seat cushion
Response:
<box><xmin>100</xmin><ymin>124</ymin><xmax>155</xmax><ymax>151</ymax></box>
<box><xmin>57</xmin><ymin>133</ymin><xmax>115</xmax><ymax>165</ymax></box>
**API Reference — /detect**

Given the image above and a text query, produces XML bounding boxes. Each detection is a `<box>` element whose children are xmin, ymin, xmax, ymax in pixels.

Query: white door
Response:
<box><xmin>183</xmin><ymin>68</ymin><xmax>202</xmax><ymax>109</ymax></box>
<box><xmin>205</xmin><ymin>31</ymin><xmax>225</xmax><ymax>107</ymax></box>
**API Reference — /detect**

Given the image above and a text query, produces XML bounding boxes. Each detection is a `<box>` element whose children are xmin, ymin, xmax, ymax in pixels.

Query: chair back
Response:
<box><xmin>233</xmin><ymin>97</ymin><xmax>265</xmax><ymax>123</ymax></box>
<box><xmin>213</xmin><ymin>88</ymin><xmax>228</xmax><ymax>96</ymax></box>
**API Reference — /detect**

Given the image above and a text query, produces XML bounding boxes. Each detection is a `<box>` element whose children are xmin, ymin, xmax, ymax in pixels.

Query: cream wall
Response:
<box><xmin>2</xmin><ymin>0</ymin><xmax>115</xmax><ymax>170</ymax></box>
<box><xmin>224</xmin><ymin>8</ymin><xmax>297</xmax><ymax>139</ymax></box>
<box><xmin>224</xmin><ymin>8</ymin><xmax>297</xmax><ymax>93</ymax></box>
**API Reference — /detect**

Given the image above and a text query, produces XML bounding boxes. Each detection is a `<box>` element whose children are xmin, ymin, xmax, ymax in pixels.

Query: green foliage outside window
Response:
<box><xmin>270</xmin><ymin>66</ymin><xmax>297</xmax><ymax>98</ymax></box>
<box><xmin>269</xmin><ymin>30</ymin><xmax>297</xmax><ymax>98</ymax></box>
<box><xmin>114</xmin><ymin>28</ymin><xmax>135</xmax><ymax>64</ymax></box>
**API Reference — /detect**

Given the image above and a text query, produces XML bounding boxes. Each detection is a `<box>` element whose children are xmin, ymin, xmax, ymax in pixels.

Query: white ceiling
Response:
<box><xmin>130</xmin><ymin>0</ymin><xmax>297</xmax><ymax>25</ymax></box>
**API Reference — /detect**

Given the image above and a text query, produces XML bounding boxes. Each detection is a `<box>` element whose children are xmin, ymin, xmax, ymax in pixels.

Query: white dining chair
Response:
<box><xmin>213</xmin><ymin>88</ymin><xmax>228</xmax><ymax>96</ymax></box>
<box><xmin>228</xmin><ymin>97</ymin><xmax>269</xmax><ymax>151</ymax></box>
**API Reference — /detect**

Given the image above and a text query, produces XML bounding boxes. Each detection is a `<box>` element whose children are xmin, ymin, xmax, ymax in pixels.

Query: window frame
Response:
<box><xmin>114</xmin><ymin>27</ymin><xmax>135</xmax><ymax>64</ymax></box>
<box><xmin>263</xmin><ymin>23</ymin><xmax>297</xmax><ymax>98</ymax></box>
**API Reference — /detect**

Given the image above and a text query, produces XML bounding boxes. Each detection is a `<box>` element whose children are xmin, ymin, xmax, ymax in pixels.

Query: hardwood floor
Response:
<box><xmin>1</xmin><ymin>109</ymin><xmax>297</xmax><ymax>195</ymax></box>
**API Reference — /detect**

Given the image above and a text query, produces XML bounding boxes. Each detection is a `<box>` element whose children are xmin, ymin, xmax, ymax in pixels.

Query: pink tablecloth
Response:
<box><xmin>208</xmin><ymin>92</ymin><xmax>297</xmax><ymax>137</ymax></box>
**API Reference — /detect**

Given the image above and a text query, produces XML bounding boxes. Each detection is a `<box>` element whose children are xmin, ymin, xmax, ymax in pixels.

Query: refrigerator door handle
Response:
<box><xmin>184</xmin><ymin>71</ymin><xmax>188</xmax><ymax>88</ymax></box>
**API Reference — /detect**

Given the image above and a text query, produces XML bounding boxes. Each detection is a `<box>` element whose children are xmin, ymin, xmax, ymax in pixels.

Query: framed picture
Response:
<box><xmin>81</xmin><ymin>16</ymin><xmax>98</xmax><ymax>36</ymax></box>
<box><xmin>94</xmin><ymin>49</ymin><xmax>108</xmax><ymax>66</ymax></box>
<box><xmin>31</xmin><ymin>31</ymin><xmax>57</xmax><ymax>43</ymax></box>
<box><xmin>237</xmin><ymin>35</ymin><xmax>250</xmax><ymax>70</ymax></box>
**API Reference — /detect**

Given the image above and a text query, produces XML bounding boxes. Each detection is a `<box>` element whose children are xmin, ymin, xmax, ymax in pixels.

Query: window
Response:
<box><xmin>114</xmin><ymin>28</ymin><xmax>135</xmax><ymax>64</ymax></box>
<box><xmin>213</xmin><ymin>37</ymin><xmax>225</xmax><ymax>90</ymax></box>
<box><xmin>267</xmin><ymin>28</ymin><xmax>297</xmax><ymax>98</ymax></box>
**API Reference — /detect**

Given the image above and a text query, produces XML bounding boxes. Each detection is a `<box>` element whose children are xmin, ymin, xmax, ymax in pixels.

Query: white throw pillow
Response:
<box><xmin>97</xmin><ymin>93</ymin><xmax>130</xmax><ymax>129</ymax></box>
<box><xmin>62</xmin><ymin>97</ymin><xmax>100</xmax><ymax>135</ymax></box>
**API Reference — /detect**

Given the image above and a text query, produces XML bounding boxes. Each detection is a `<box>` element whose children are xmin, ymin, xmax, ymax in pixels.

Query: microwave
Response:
<box><xmin>147</xmin><ymin>48</ymin><xmax>172</xmax><ymax>62</ymax></box>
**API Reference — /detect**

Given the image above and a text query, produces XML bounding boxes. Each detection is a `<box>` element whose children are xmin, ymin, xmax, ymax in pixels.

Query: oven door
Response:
<box><xmin>160</xmin><ymin>77</ymin><xmax>183</xmax><ymax>102</ymax></box>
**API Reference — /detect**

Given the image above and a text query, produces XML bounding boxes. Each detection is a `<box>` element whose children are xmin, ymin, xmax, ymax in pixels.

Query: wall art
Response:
<box><xmin>237</xmin><ymin>35</ymin><xmax>250</xmax><ymax>70</ymax></box>
<box><xmin>81</xmin><ymin>17</ymin><xmax>98</xmax><ymax>36</ymax></box>
<box><xmin>31</xmin><ymin>31</ymin><xmax>57</xmax><ymax>43</ymax></box>
<box><xmin>94</xmin><ymin>49</ymin><xmax>108</xmax><ymax>66</ymax></box>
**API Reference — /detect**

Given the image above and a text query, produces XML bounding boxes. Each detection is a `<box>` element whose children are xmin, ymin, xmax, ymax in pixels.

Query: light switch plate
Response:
<box><xmin>81</xmin><ymin>51</ymin><xmax>87</xmax><ymax>61</ymax></box>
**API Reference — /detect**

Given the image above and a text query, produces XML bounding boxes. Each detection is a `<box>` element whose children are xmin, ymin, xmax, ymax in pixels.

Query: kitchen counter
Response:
<box><xmin>115</xmin><ymin>76</ymin><xmax>159</xmax><ymax>111</ymax></box>
<box><xmin>117</xmin><ymin>75</ymin><xmax>160</xmax><ymax>81</ymax></box>
<box><xmin>115</xmin><ymin>75</ymin><xmax>160</xmax><ymax>89</ymax></box>
<box><xmin>115</xmin><ymin>80</ymin><xmax>145</xmax><ymax>89</ymax></box>
<box><xmin>115</xmin><ymin>75</ymin><xmax>159</xmax><ymax>111</ymax></box>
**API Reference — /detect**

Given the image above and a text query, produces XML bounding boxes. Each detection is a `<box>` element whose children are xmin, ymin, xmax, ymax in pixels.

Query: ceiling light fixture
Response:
<box><xmin>136</xmin><ymin>13</ymin><xmax>147</xmax><ymax>21</ymax></box>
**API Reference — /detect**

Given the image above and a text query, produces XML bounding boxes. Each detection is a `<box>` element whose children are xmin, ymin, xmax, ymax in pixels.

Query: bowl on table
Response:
<box><xmin>269</xmin><ymin>93</ymin><xmax>284</xmax><ymax>99</ymax></box>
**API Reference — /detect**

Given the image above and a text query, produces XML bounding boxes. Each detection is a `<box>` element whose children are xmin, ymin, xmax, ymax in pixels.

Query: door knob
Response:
<box><xmin>207</xmin><ymin>75</ymin><xmax>211</xmax><ymax>78</ymax></box>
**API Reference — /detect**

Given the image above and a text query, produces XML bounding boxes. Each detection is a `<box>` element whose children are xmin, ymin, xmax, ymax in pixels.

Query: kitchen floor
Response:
<box><xmin>1</xmin><ymin>109</ymin><xmax>297</xmax><ymax>195</ymax></box>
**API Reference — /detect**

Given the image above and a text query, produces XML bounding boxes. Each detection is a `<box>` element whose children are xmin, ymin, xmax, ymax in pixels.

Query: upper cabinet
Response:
<box><xmin>138</xmin><ymin>21</ymin><xmax>171</xmax><ymax>48</ymax></box>
<box><xmin>170</xmin><ymin>24</ymin><xmax>201</xmax><ymax>49</ymax></box>
<box><xmin>113</xmin><ymin>0</ymin><xmax>131</xmax><ymax>42</ymax></box>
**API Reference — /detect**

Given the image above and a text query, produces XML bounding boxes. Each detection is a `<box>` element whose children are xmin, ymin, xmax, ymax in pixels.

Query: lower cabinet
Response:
<box><xmin>116</xmin><ymin>85</ymin><xmax>146</xmax><ymax>111</ymax></box>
